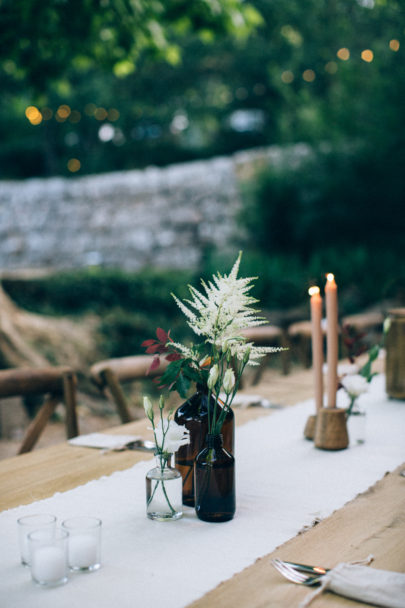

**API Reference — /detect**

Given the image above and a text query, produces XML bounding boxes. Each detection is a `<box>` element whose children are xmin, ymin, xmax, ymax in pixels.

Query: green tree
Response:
<box><xmin>0</xmin><ymin>0</ymin><xmax>261</xmax><ymax>90</ymax></box>
<box><xmin>0</xmin><ymin>0</ymin><xmax>404</xmax><ymax>178</ymax></box>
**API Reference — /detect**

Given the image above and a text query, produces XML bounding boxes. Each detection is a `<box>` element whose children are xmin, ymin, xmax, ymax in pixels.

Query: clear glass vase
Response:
<box><xmin>146</xmin><ymin>455</ymin><xmax>183</xmax><ymax>521</ymax></box>
<box><xmin>348</xmin><ymin>400</ymin><xmax>366</xmax><ymax>445</ymax></box>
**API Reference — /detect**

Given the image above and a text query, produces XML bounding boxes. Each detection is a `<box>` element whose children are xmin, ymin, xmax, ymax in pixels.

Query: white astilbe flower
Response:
<box><xmin>169</xmin><ymin>342</ymin><xmax>196</xmax><ymax>360</ymax></box>
<box><xmin>169</xmin><ymin>342</ymin><xmax>202</xmax><ymax>370</ymax></box>
<box><xmin>222</xmin><ymin>337</ymin><xmax>283</xmax><ymax>366</ymax></box>
<box><xmin>154</xmin><ymin>419</ymin><xmax>190</xmax><ymax>454</ymax></box>
<box><xmin>172</xmin><ymin>252</ymin><xmax>285</xmax><ymax>365</ymax></box>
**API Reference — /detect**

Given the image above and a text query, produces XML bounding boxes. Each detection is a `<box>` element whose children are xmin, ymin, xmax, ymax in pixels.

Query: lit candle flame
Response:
<box><xmin>308</xmin><ymin>286</ymin><xmax>320</xmax><ymax>296</ymax></box>
<box><xmin>326</xmin><ymin>273</ymin><xmax>335</xmax><ymax>282</ymax></box>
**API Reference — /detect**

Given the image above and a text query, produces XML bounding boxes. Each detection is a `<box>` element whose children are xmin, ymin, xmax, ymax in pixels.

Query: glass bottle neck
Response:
<box><xmin>155</xmin><ymin>453</ymin><xmax>173</xmax><ymax>468</ymax></box>
<box><xmin>206</xmin><ymin>434</ymin><xmax>223</xmax><ymax>449</ymax></box>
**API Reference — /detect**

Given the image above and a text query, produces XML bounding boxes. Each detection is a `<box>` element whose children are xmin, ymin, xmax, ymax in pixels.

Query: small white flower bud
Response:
<box><xmin>207</xmin><ymin>364</ymin><xmax>219</xmax><ymax>390</ymax></box>
<box><xmin>243</xmin><ymin>346</ymin><xmax>251</xmax><ymax>364</ymax></box>
<box><xmin>143</xmin><ymin>396</ymin><xmax>153</xmax><ymax>420</ymax></box>
<box><xmin>222</xmin><ymin>368</ymin><xmax>235</xmax><ymax>394</ymax></box>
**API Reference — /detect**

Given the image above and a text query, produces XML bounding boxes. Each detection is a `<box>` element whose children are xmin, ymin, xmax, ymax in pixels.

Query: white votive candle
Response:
<box><xmin>17</xmin><ymin>513</ymin><xmax>56</xmax><ymax>566</ymax></box>
<box><xmin>62</xmin><ymin>516</ymin><xmax>102</xmax><ymax>571</ymax></box>
<box><xmin>28</xmin><ymin>528</ymin><xmax>68</xmax><ymax>586</ymax></box>
<box><xmin>69</xmin><ymin>534</ymin><xmax>98</xmax><ymax>569</ymax></box>
<box><xmin>32</xmin><ymin>546</ymin><xmax>66</xmax><ymax>583</ymax></box>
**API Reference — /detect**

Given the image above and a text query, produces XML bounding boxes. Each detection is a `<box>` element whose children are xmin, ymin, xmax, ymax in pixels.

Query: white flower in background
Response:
<box><xmin>154</xmin><ymin>419</ymin><xmax>190</xmax><ymax>454</ymax></box>
<box><xmin>207</xmin><ymin>364</ymin><xmax>219</xmax><ymax>389</ymax></box>
<box><xmin>341</xmin><ymin>374</ymin><xmax>369</xmax><ymax>398</ymax></box>
<box><xmin>222</xmin><ymin>369</ymin><xmax>235</xmax><ymax>394</ymax></box>
<box><xmin>337</xmin><ymin>362</ymin><xmax>359</xmax><ymax>376</ymax></box>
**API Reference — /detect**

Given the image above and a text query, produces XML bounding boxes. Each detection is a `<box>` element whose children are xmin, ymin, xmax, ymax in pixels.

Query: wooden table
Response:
<box><xmin>1</xmin><ymin>402</ymin><xmax>404</xmax><ymax>607</ymax></box>
<box><xmin>190</xmin><ymin>463</ymin><xmax>405</xmax><ymax>608</ymax></box>
<box><xmin>0</xmin><ymin>407</ymin><xmax>268</xmax><ymax>511</ymax></box>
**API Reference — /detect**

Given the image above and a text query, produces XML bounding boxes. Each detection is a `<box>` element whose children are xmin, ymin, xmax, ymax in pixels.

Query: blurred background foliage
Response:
<box><xmin>2</xmin><ymin>268</ymin><xmax>196</xmax><ymax>358</ymax></box>
<box><xmin>1</xmin><ymin>0</ymin><xmax>403</xmax><ymax>178</ymax></box>
<box><xmin>1</xmin><ymin>0</ymin><xmax>404</xmax><ymax>361</ymax></box>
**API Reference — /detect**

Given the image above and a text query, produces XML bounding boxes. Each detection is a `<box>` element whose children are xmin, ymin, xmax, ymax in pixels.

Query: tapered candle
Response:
<box><xmin>325</xmin><ymin>273</ymin><xmax>338</xmax><ymax>408</ymax></box>
<box><xmin>309</xmin><ymin>286</ymin><xmax>324</xmax><ymax>410</ymax></box>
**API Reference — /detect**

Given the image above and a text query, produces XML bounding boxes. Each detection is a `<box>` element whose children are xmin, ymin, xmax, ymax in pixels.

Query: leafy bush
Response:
<box><xmin>2</xmin><ymin>267</ymin><xmax>196</xmax><ymax>359</ymax></box>
<box><xmin>98</xmin><ymin>308</ymin><xmax>193</xmax><ymax>359</ymax></box>
<box><xmin>2</xmin><ymin>267</ymin><xmax>194</xmax><ymax>316</ymax></box>
<box><xmin>204</xmin><ymin>246</ymin><xmax>405</xmax><ymax>318</ymax></box>
<box><xmin>242</xmin><ymin>143</ymin><xmax>405</xmax><ymax>258</ymax></box>
<box><xmin>237</xmin><ymin>143</ymin><xmax>405</xmax><ymax>311</ymax></box>
<box><xmin>3</xmin><ymin>210</ymin><xmax>405</xmax><ymax>363</ymax></box>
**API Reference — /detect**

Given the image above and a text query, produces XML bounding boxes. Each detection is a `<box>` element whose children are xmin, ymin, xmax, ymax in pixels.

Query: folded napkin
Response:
<box><xmin>68</xmin><ymin>432</ymin><xmax>141</xmax><ymax>450</ymax></box>
<box><xmin>219</xmin><ymin>392</ymin><xmax>279</xmax><ymax>409</ymax></box>
<box><xmin>300</xmin><ymin>557</ymin><xmax>405</xmax><ymax>608</ymax></box>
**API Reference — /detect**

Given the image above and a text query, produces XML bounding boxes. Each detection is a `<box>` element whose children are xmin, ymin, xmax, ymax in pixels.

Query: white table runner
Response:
<box><xmin>0</xmin><ymin>375</ymin><xmax>404</xmax><ymax>608</ymax></box>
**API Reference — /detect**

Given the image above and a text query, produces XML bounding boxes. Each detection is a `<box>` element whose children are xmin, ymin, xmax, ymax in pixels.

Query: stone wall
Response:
<box><xmin>0</xmin><ymin>144</ymin><xmax>310</xmax><ymax>273</ymax></box>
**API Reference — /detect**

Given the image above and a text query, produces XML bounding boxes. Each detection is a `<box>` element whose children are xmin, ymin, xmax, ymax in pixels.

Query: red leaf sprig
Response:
<box><xmin>141</xmin><ymin>328</ymin><xmax>182</xmax><ymax>374</ymax></box>
<box><xmin>341</xmin><ymin>323</ymin><xmax>368</xmax><ymax>364</ymax></box>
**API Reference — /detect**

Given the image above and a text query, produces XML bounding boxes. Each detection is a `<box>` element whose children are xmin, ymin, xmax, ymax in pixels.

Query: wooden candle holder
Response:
<box><xmin>304</xmin><ymin>415</ymin><xmax>317</xmax><ymax>440</ymax></box>
<box><xmin>314</xmin><ymin>408</ymin><xmax>348</xmax><ymax>450</ymax></box>
<box><xmin>386</xmin><ymin>308</ymin><xmax>405</xmax><ymax>400</ymax></box>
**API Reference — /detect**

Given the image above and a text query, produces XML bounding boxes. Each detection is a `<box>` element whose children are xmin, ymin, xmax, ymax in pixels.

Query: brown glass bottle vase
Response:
<box><xmin>174</xmin><ymin>387</ymin><xmax>234</xmax><ymax>506</ymax></box>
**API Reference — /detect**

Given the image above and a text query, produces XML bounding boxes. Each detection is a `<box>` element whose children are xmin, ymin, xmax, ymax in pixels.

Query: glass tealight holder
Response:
<box><xmin>28</xmin><ymin>528</ymin><xmax>69</xmax><ymax>587</ymax></box>
<box><xmin>17</xmin><ymin>513</ymin><xmax>57</xmax><ymax>566</ymax></box>
<box><xmin>348</xmin><ymin>401</ymin><xmax>367</xmax><ymax>445</ymax></box>
<box><xmin>62</xmin><ymin>516</ymin><xmax>102</xmax><ymax>571</ymax></box>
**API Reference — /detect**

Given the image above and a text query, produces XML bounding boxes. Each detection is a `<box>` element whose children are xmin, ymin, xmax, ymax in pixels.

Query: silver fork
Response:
<box><xmin>271</xmin><ymin>559</ymin><xmax>324</xmax><ymax>586</ymax></box>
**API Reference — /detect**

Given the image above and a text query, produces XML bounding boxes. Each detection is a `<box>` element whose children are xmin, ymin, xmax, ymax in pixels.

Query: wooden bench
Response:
<box><xmin>341</xmin><ymin>311</ymin><xmax>384</xmax><ymax>333</ymax></box>
<box><xmin>90</xmin><ymin>355</ymin><xmax>168</xmax><ymax>423</ymax></box>
<box><xmin>287</xmin><ymin>320</ymin><xmax>322</xmax><ymax>368</ymax></box>
<box><xmin>288</xmin><ymin>311</ymin><xmax>384</xmax><ymax>369</ymax></box>
<box><xmin>0</xmin><ymin>366</ymin><xmax>78</xmax><ymax>454</ymax></box>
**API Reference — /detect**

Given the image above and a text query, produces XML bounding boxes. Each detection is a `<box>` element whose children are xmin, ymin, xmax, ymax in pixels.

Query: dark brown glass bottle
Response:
<box><xmin>195</xmin><ymin>433</ymin><xmax>235</xmax><ymax>522</ymax></box>
<box><xmin>174</xmin><ymin>386</ymin><xmax>234</xmax><ymax>506</ymax></box>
